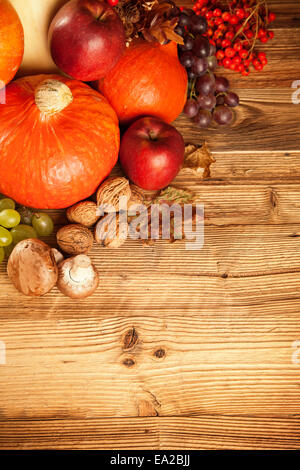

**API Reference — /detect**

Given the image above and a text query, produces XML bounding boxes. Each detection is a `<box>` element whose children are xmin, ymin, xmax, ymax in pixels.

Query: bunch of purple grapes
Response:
<box><xmin>176</xmin><ymin>8</ymin><xmax>240</xmax><ymax>128</ymax></box>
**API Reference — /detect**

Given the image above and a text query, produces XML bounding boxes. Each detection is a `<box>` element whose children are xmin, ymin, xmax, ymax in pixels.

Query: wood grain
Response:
<box><xmin>0</xmin><ymin>0</ymin><xmax>300</xmax><ymax>450</ymax></box>
<box><xmin>1</xmin><ymin>310</ymin><xmax>300</xmax><ymax>421</ymax></box>
<box><xmin>1</xmin><ymin>416</ymin><xmax>300</xmax><ymax>450</ymax></box>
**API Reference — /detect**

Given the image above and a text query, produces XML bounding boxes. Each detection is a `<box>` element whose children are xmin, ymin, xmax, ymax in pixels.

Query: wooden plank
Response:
<box><xmin>0</xmin><ymin>416</ymin><xmax>300</xmax><ymax>449</ymax></box>
<box><xmin>0</xmin><ymin>270</ymin><xmax>299</xmax><ymax>317</ymax></box>
<box><xmin>175</xmin><ymin>95</ymin><xmax>300</xmax><ymax>153</ymax></box>
<box><xmin>36</xmin><ymin>185</ymin><xmax>300</xmax><ymax>229</ymax></box>
<box><xmin>1</xmin><ymin>304</ymin><xmax>300</xmax><ymax>418</ymax></box>
<box><xmin>0</xmin><ymin>0</ymin><xmax>299</xmax><ymax>451</ymax></box>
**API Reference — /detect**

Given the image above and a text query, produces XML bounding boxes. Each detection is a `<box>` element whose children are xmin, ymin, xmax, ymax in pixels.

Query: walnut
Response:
<box><xmin>95</xmin><ymin>213</ymin><xmax>127</xmax><ymax>248</ymax></box>
<box><xmin>127</xmin><ymin>184</ymin><xmax>145</xmax><ymax>215</ymax></box>
<box><xmin>57</xmin><ymin>224</ymin><xmax>94</xmax><ymax>255</ymax></box>
<box><xmin>66</xmin><ymin>201</ymin><xmax>100</xmax><ymax>227</ymax></box>
<box><xmin>96</xmin><ymin>177</ymin><xmax>131</xmax><ymax>213</ymax></box>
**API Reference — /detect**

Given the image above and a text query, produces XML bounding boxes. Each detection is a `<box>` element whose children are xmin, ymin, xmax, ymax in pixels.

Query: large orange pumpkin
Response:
<box><xmin>0</xmin><ymin>0</ymin><xmax>24</xmax><ymax>87</ymax></box>
<box><xmin>0</xmin><ymin>75</ymin><xmax>120</xmax><ymax>209</ymax></box>
<box><xmin>99</xmin><ymin>40</ymin><xmax>188</xmax><ymax>125</ymax></box>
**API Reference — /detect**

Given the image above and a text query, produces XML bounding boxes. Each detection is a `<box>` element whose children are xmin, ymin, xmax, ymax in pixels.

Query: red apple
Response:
<box><xmin>48</xmin><ymin>0</ymin><xmax>126</xmax><ymax>81</ymax></box>
<box><xmin>119</xmin><ymin>117</ymin><xmax>185</xmax><ymax>191</ymax></box>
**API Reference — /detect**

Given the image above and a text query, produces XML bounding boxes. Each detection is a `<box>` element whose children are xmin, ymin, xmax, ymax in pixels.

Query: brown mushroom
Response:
<box><xmin>51</xmin><ymin>248</ymin><xmax>64</xmax><ymax>264</ymax></box>
<box><xmin>57</xmin><ymin>255</ymin><xmax>99</xmax><ymax>299</ymax></box>
<box><xmin>7</xmin><ymin>239</ymin><xmax>58</xmax><ymax>296</ymax></box>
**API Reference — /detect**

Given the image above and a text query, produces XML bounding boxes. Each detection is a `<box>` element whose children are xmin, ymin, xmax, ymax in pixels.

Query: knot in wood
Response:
<box><xmin>122</xmin><ymin>357</ymin><xmax>136</xmax><ymax>368</ymax></box>
<box><xmin>154</xmin><ymin>348</ymin><xmax>166</xmax><ymax>359</ymax></box>
<box><xmin>123</xmin><ymin>327</ymin><xmax>138</xmax><ymax>351</ymax></box>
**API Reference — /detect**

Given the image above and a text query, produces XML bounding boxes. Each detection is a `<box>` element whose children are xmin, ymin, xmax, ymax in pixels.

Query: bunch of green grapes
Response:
<box><xmin>0</xmin><ymin>197</ymin><xmax>54</xmax><ymax>263</ymax></box>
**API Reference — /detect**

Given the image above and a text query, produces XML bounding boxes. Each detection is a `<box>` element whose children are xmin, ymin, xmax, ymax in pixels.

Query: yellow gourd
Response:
<box><xmin>10</xmin><ymin>0</ymin><xmax>68</xmax><ymax>76</ymax></box>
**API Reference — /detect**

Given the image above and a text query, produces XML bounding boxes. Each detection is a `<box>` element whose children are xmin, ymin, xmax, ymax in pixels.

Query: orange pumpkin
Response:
<box><xmin>0</xmin><ymin>75</ymin><xmax>120</xmax><ymax>209</ymax></box>
<box><xmin>99</xmin><ymin>40</ymin><xmax>188</xmax><ymax>125</ymax></box>
<box><xmin>0</xmin><ymin>0</ymin><xmax>24</xmax><ymax>86</ymax></box>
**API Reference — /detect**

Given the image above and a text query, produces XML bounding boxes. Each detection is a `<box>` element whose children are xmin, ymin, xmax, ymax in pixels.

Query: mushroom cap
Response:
<box><xmin>57</xmin><ymin>255</ymin><xmax>99</xmax><ymax>299</ymax></box>
<box><xmin>7</xmin><ymin>239</ymin><xmax>58</xmax><ymax>296</ymax></box>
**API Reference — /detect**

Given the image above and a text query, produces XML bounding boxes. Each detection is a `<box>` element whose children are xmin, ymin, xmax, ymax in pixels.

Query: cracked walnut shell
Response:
<box><xmin>95</xmin><ymin>213</ymin><xmax>127</xmax><ymax>248</ymax></box>
<box><xmin>96</xmin><ymin>177</ymin><xmax>131</xmax><ymax>213</ymax></box>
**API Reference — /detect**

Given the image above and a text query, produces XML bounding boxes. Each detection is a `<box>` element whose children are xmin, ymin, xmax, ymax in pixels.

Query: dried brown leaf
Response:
<box><xmin>181</xmin><ymin>142</ymin><xmax>215</xmax><ymax>179</ymax></box>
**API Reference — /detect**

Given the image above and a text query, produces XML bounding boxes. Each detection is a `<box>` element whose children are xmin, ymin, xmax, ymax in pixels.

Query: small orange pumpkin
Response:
<box><xmin>0</xmin><ymin>0</ymin><xmax>24</xmax><ymax>87</ymax></box>
<box><xmin>99</xmin><ymin>40</ymin><xmax>188</xmax><ymax>125</ymax></box>
<box><xmin>0</xmin><ymin>75</ymin><xmax>120</xmax><ymax>209</ymax></box>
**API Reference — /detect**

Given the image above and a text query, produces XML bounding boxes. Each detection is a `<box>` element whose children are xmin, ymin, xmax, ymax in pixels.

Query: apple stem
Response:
<box><xmin>148</xmin><ymin>130</ymin><xmax>158</xmax><ymax>141</ymax></box>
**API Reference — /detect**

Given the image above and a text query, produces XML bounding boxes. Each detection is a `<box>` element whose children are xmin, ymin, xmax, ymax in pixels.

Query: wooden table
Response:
<box><xmin>0</xmin><ymin>0</ymin><xmax>300</xmax><ymax>451</ymax></box>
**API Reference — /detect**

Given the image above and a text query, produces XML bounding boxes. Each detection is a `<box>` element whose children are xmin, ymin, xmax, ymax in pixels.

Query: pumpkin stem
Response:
<box><xmin>35</xmin><ymin>79</ymin><xmax>73</xmax><ymax>116</ymax></box>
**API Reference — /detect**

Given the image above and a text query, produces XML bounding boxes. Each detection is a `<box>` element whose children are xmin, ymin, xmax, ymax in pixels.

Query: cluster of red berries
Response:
<box><xmin>106</xmin><ymin>0</ymin><xmax>119</xmax><ymax>7</ymax></box>
<box><xmin>192</xmin><ymin>0</ymin><xmax>275</xmax><ymax>75</ymax></box>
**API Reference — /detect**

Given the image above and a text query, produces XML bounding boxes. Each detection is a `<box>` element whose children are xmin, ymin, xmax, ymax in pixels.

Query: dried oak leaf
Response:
<box><xmin>143</xmin><ymin>17</ymin><xmax>184</xmax><ymax>45</ymax></box>
<box><xmin>116</xmin><ymin>0</ymin><xmax>184</xmax><ymax>45</ymax></box>
<box><xmin>181</xmin><ymin>142</ymin><xmax>215</xmax><ymax>179</ymax></box>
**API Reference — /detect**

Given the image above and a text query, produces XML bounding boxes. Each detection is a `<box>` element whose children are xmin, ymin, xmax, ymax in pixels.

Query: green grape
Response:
<box><xmin>0</xmin><ymin>226</ymin><xmax>13</xmax><ymax>247</ymax></box>
<box><xmin>0</xmin><ymin>209</ymin><xmax>21</xmax><ymax>228</ymax></box>
<box><xmin>0</xmin><ymin>198</ymin><xmax>15</xmax><ymax>211</ymax></box>
<box><xmin>18</xmin><ymin>206</ymin><xmax>34</xmax><ymax>225</ymax></box>
<box><xmin>32</xmin><ymin>213</ymin><xmax>54</xmax><ymax>237</ymax></box>
<box><xmin>4</xmin><ymin>243</ymin><xmax>14</xmax><ymax>259</ymax></box>
<box><xmin>10</xmin><ymin>224</ymin><xmax>37</xmax><ymax>245</ymax></box>
<box><xmin>0</xmin><ymin>247</ymin><xmax>4</xmax><ymax>263</ymax></box>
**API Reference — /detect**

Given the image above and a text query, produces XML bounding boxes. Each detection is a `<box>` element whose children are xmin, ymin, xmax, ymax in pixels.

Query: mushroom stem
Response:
<box><xmin>51</xmin><ymin>248</ymin><xmax>64</xmax><ymax>265</ymax></box>
<box><xmin>69</xmin><ymin>255</ymin><xmax>94</xmax><ymax>283</ymax></box>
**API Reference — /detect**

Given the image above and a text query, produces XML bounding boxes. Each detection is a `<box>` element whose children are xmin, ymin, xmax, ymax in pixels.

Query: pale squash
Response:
<box><xmin>10</xmin><ymin>0</ymin><xmax>68</xmax><ymax>76</ymax></box>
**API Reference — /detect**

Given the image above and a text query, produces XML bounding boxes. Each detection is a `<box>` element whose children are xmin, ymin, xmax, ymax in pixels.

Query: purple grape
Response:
<box><xmin>184</xmin><ymin>99</ymin><xmax>199</xmax><ymax>118</ymax></box>
<box><xmin>193</xmin><ymin>36</ymin><xmax>210</xmax><ymax>58</ymax></box>
<box><xmin>175</xmin><ymin>25</ymin><xmax>184</xmax><ymax>37</ymax></box>
<box><xmin>190</xmin><ymin>15</ymin><xmax>207</xmax><ymax>35</ymax></box>
<box><xmin>215</xmin><ymin>76</ymin><xmax>230</xmax><ymax>93</ymax></box>
<box><xmin>170</xmin><ymin>6</ymin><xmax>181</xmax><ymax>17</ymax></box>
<box><xmin>216</xmin><ymin>94</ymin><xmax>225</xmax><ymax>106</ymax></box>
<box><xmin>196</xmin><ymin>73</ymin><xmax>216</xmax><ymax>95</ymax></box>
<box><xmin>179</xmin><ymin>51</ymin><xmax>194</xmax><ymax>68</ymax></box>
<box><xmin>182</xmin><ymin>8</ymin><xmax>195</xmax><ymax>17</ymax></box>
<box><xmin>208</xmin><ymin>43</ymin><xmax>216</xmax><ymax>56</ymax></box>
<box><xmin>207</xmin><ymin>55</ymin><xmax>217</xmax><ymax>71</ymax></box>
<box><xmin>193</xmin><ymin>110</ymin><xmax>212</xmax><ymax>128</ymax></box>
<box><xmin>180</xmin><ymin>36</ymin><xmax>194</xmax><ymax>52</ymax></box>
<box><xmin>198</xmin><ymin>93</ymin><xmax>217</xmax><ymax>111</ymax></box>
<box><xmin>178</xmin><ymin>14</ymin><xmax>191</xmax><ymax>28</ymax></box>
<box><xmin>224</xmin><ymin>92</ymin><xmax>240</xmax><ymax>108</ymax></box>
<box><xmin>191</xmin><ymin>57</ymin><xmax>208</xmax><ymax>76</ymax></box>
<box><xmin>213</xmin><ymin>106</ymin><xmax>234</xmax><ymax>125</ymax></box>
<box><xmin>187</xmin><ymin>70</ymin><xmax>197</xmax><ymax>80</ymax></box>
